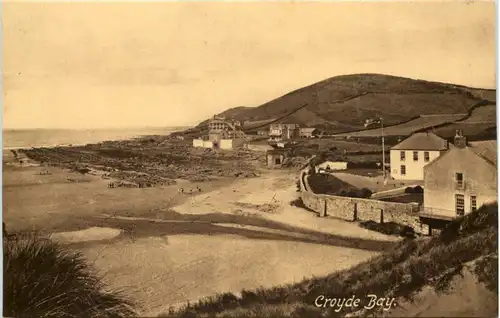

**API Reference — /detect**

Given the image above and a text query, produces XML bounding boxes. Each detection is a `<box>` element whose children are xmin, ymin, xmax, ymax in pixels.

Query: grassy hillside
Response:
<box><xmin>162</xmin><ymin>202</ymin><xmax>498</xmax><ymax>318</ymax></box>
<box><xmin>205</xmin><ymin>74</ymin><xmax>495</xmax><ymax>133</ymax></box>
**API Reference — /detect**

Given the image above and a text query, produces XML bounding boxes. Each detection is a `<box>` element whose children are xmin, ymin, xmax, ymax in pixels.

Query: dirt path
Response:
<box><xmin>173</xmin><ymin>170</ymin><xmax>400</xmax><ymax>242</ymax></box>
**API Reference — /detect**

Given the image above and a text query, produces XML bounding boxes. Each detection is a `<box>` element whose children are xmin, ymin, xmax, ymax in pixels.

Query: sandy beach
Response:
<box><xmin>3</xmin><ymin>147</ymin><xmax>400</xmax><ymax>316</ymax></box>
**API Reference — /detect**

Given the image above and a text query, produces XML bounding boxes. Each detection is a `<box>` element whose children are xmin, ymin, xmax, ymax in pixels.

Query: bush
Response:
<box><xmin>308</xmin><ymin>174</ymin><xmax>356</xmax><ymax>195</ymax></box>
<box><xmin>346</xmin><ymin>161</ymin><xmax>380</xmax><ymax>169</ymax></box>
<box><xmin>413</xmin><ymin>185</ymin><xmax>423</xmax><ymax>193</ymax></box>
<box><xmin>404</xmin><ymin>187</ymin><xmax>414</xmax><ymax>194</ymax></box>
<box><xmin>359</xmin><ymin>221</ymin><xmax>415</xmax><ymax>238</ymax></box>
<box><xmin>4</xmin><ymin>235</ymin><xmax>136</xmax><ymax>318</ymax></box>
<box><xmin>357</xmin><ymin>188</ymin><xmax>373</xmax><ymax>198</ymax></box>
<box><xmin>439</xmin><ymin>202</ymin><xmax>498</xmax><ymax>244</ymax></box>
<box><xmin>405</xmin><ymin>186</ymin><xmax>423</xmax><ymax>194</ymax></box>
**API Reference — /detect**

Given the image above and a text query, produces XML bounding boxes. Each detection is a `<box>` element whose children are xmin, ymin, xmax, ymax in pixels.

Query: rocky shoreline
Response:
<box><xmin>17</xmin><ymin>136</ymin><xmax>265</xmax><ymax>188</ymax></box>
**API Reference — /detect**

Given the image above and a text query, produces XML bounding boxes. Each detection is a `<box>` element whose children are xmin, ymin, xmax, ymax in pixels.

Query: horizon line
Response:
<box><xmin>2</xmin><ymin>125</ymin><xmax>194</xmax><ymax>131</ymax></box>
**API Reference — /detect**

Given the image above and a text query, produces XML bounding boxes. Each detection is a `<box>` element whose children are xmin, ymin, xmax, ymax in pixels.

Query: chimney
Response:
<box><xmin>454</xmin><ymin>130</ymin><xmax>467</xmax><ymax>148</ymax></box>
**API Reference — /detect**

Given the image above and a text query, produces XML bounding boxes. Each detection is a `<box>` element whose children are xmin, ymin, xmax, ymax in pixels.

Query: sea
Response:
<box><xmin>2</xmin><ymin>127</ymin><xmax>189</xmax><ymax>149</ymax></box>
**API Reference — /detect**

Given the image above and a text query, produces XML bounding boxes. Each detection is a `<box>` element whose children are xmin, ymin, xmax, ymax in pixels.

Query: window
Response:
<box><xmin>400</xmin><ymin>151</ymin><xmax>405</xmax><ymax>161</ymax></box>
<box><xmin>471</xmin><ymin>196</ymin><xmax>477</xmax><ymax>212</ymax></box>
<box><xmin>413</xmin><ymin>151</ymin><xmax>419</xmax><ymax>161</ymax></box>
<box><xmin>456</xmin><ymin>194</ymin><xmax>465</xmax><ymax>216</ymax></box>
<box><xmin>401</xmin><ymin>165</ymin><xmax>406</xmax><ymax>176</ymax></box>
<box><xmin>456</xmin><ymin>172</ymin><xmax>464</xmax><ymax>189</ymax></box>
<box><xmin>424</xmin><ymin>151</ymin><xmax>430</xmax><ymax>162</ymax></box>
<box><xmin>275</xmin><ymin>158</ymin><xmax>281</xmax><ymax>165</ymax></box>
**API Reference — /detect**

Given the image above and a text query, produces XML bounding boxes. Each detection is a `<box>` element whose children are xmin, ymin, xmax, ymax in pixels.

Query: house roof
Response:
<box><xmin>391</xmin><ymin>132</ymin><xmax>448</xmax><ymax>151</ymax></box>
<box><xmin>470</xmin><ymin>140</ymin><xmax>497</xmax><ymax>166</ymax></box>
<box><xmin>424</xmin><ymin>140</ymin><xmax>497</xmax><ymax>172</ymax></box>
<box><xmin>299</xmin><ymin>128</ymin><xmax>316</xmax><ymax>132</ymax></box>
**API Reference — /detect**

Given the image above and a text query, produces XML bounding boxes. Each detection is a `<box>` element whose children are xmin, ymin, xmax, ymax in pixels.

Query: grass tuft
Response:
<box><xmin>4</xmin><ymin>234</ymin><xmax>136</xmax><ymax>318</ymax></box>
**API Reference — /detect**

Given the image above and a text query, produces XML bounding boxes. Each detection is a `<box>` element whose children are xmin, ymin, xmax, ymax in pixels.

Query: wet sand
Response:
<box><xmin>3</xmin><ymin>151</ymin><xmax>400</xmax><ymax>316</ymax></box>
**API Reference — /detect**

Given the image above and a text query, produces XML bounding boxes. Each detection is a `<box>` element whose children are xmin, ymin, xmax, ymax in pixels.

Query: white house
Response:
<box><xmin>315</xmin><ymin>161</ymin><xmax>348</xmax><ymax>173</ymax></box>
<box><xmin>390</xmin><ymin>132</ymin><xmax>450</xmax><ymax>181</ymax></box>
<box><xmin>420</xmin><ymin>132</ymin><xmax>497</xmax><ymax>233</ymax></box>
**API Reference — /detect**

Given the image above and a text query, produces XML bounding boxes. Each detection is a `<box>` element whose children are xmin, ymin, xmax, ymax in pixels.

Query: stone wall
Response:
<box><xmin>300</xmin><ymin>173</ymin><xmax>429</xmax><ymax>234</ymax></box>
<box><xmin>244</xmin><ymin>144</ymin><xmax>274</xmax><ymax>152</ymax></box>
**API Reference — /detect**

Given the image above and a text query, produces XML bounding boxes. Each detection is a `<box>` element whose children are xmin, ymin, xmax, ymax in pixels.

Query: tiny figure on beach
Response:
<box><xmin>196</xmin><ymin>186</ymin><xmax>202</xmax><ymax>192</ymax></box>
<box><xmin>178</xmin><ymin>188</ymin><xmax>184</xmax><ymax>194</ymax></box>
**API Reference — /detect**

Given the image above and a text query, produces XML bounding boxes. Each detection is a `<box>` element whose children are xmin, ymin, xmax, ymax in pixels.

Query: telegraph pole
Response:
<box><xmin>381</xmin><ymin>117</ymin><xmax>386</xmax><ymax>180</ymax></box>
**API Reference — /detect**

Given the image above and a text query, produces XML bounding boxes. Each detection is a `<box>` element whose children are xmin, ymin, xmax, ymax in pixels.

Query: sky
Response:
<box><xmin>2</xmin><ymin>1</ymin><xmax>496</xmax><ymax>129</ymax></box>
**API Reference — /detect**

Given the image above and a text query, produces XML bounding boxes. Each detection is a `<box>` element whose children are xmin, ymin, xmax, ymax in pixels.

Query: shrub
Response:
<box><xmin>357</xmin><ymin>188</ymin><xmax>373</xmax><ymax>198</ymax></box>
<box><xmin>439</xmin><ymin>202</ymin><xmax>498</xmax><ymax>243</ymax></box>
<box><xmin>404</xmin><ymin>187</ymin><xmax>414</xmax><ymax>194</ymax></box>
<box><xmin>346</xmin><ymin>161</ymin><xmax>380</xmax><ymax>169</ymax></box>
<box><xmin>308</xmin><ymin>174</ymin><xmax>357</xmax><ymax>195</ymax></box>
<box><xmin>4</xmin><ymin>235</ymin><xmax>136</xmax><ymax>318</ymax></box>
<box><xmin>347</xmin><ymin>190</ymin><xmax>358</xmax><ymax>197</ymax></box>
<box><xmin>413</xmin><ymin>185</ymin><xmax>423</xmax><ymax>193</ymax></box>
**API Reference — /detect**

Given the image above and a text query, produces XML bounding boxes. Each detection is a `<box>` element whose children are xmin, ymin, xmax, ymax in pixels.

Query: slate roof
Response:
<box><xmin>469</xmin><ymin>140</ymin><xmax>497</xmax><ymax>166</ymax></box>
<box><xmin>391</xmin><ymin>132</ymin><xmax>448</xmax><ymax>151</ymax></box>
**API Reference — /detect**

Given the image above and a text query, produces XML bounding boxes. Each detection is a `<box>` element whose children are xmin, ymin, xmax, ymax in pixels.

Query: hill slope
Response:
<box><xmin>207</xmin><ymin>74</ymin><xmax>495</xmax><ymax>133</ymax></box>
<box><xmin>162</xmin><ymin>203</ymin><xmax>498</xmax><ymax>318</ymax></box>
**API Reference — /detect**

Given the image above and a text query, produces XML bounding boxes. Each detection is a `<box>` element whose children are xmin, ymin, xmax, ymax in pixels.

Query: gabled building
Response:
<box><xmin>420</xmin><ymin>131</ymin><xmax>497</xmax><ymax>233</ymax></box>
<box><xmin>193</xmin><ymin>116</ymin><xmax>247</xmax><ymax>149</ymax></box>
<box><xmin>266</xmin><ymin>149</ymin><xmax>289</xmax><ymax>169</ymax></box>
<box><xmin>390</xmin><ymin>132</ymin><xmax>450</xmax><ymax>181</ymax></box>
<box><xmin>299</xmin><ymin>127</ymin><xmax>318</xmax><ymax>138</ymax></box>
<box><xmin>268</xmin><ymin>123</ymin><xmax>300</xmax><ymax>141</ymax></box>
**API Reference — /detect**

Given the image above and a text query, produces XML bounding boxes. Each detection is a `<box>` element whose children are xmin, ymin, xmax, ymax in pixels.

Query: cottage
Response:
<box><xmin>268</xmin><ymin>123</ymin><xmax>300</xmax><ymax>141</ymax></box>
<box><xmin>420</xmin><ymin>131</ymin><xmax>497</xmax><ymax>233</ymax></box>
<box><xmin>299</xmin><ymin>127</ymin><xmax>317</xmax><ymax>138</ymax></box>
<box><xmin>315</xmin><ymin>161</ymin><xmax>348</xmax><ymax>173</ymax></box>
<box><xmin>266</xmin><ymin>149</ymin><xmax>288</xmax><ymax>169</ymax></box>
<box><xmin>390</xmin><ymin>132</ymin><xmax>450</xmax><ymax>181</ymax></box>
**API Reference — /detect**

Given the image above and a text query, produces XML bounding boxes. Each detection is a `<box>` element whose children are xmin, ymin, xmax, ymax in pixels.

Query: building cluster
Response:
<box><xmin>193</xmin><ymin>117</ymin><xmax>321</xmax><ymax>150</ymax></box>
<box><xmin>192</xmin><ymin>116</ymin><xmax>247</xmax><ymax>150</ymax></box>
<box><xmin>389</xmin><ymin>131</ymin><xmax>497</xmax><ymax>234</ymax></box>
<box><xmin>266</xmin><ymin>123</ymin><xmax>318</xmax><ymax>141</ymax></box>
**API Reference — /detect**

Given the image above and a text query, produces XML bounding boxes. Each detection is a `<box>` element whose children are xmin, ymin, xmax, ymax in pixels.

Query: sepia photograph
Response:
<box><xmin>2</xmin><ymin>1</ymin><xmax>498</xmax><ymax>317</ymax></box>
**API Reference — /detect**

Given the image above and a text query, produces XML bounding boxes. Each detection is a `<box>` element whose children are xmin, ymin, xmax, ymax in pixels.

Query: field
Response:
<box><xmin>433</xmin><ymin>122</ymin><xmax>497</xmax><ymax>139</ymax></box>
<box><xmin>334</xmin><ymin>114</ymin><xmax>466</xmax><ymax>137</ymax></box>
<box><xmin>430</xmin><ymin>105</ymin><xmax>498</xmax><ymax>138</ymax></box>
<box><xmin>458</xmin><ymin>105</ymin><xmax>497</xmax><ymax>124</ymax></box>
<box><xmin>241</xmin><ymin>119</ymin><xmax>278</xmax><ymax>131</ymax></box>
<box><xmin>300</xmin><ymin>139</ymin><xmax>384</xmax><ymax>152</ymax></box>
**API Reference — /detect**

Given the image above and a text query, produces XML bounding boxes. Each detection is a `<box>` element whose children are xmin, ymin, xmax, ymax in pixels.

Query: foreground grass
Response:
<box><xmin>162</xmin><ymin>203</ymin><xmax>498</xmax><ymax>318</ymax></box>
<box><xmin>4</xmin><ymin>235</ymin><xmax>136</xmax><ymax>318</ymax></box>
